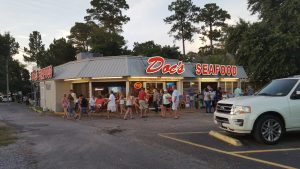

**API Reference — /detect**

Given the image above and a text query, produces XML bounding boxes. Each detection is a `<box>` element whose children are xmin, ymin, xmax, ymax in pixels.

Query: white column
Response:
<box><xmin>89</xmin><ymin>81</ymin><xmax>92</xmax><ymax>98</ymax></box>
<box><xmin>126</xmin><ymin>81</ymin><xmax>130</xmax><ymax>97</ymax></box>
<box><xmin>177</xmin><ymin>81</ymin><xmax>183</xmax><ymax>94</ymax></box>
<box><xmin>198</xmin><ymin>80</ymin><xmax>201</xmax><ymax>92</ymax></box>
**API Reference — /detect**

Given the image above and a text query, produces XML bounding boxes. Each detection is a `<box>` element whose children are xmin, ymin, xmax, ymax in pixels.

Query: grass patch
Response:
<box><xmin>0</xmin><ymin>123</ymin><xmax>17</xmax><ymax>146</ymax></box>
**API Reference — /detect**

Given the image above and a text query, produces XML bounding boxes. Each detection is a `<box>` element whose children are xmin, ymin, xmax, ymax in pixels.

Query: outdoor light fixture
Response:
<box><xmin>200</xmin><ymin>78</ymin><xmax>219</xmax><ymax>81</ymax></box>
<box><xmin>92</xmin><ymin>77</ymin><xmax>123</xmax><ymax>80</ymax></box>
<box><xmin>95</xmin><ymin>88</ymin><xmax>104</xmax><ymax>91</ymax></box>
<box><xmin>64</xmin><ymin>78</ymin><xmax>82</xmax><ymax>81</ymax></box>
<box><xmin>220</xmin><ymin>78</ymin><xmax>239</xmax><ymax>81</ymax></box>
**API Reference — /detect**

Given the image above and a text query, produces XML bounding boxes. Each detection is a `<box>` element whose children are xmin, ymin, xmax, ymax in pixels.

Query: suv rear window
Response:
<box><xmin>257</xmin><ymin>79</ymin><xmax>298</xmax><ymax>96</ymax></box>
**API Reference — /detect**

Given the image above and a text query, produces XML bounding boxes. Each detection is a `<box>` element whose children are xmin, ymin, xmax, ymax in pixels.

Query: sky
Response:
<box><xmin>0</xmin><ymin>0</ymin><xmax>258</xmax><ymax>70</ymax></box>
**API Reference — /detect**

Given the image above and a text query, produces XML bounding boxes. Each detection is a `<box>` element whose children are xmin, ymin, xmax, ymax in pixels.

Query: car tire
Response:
<box><xmin>253</xmin><ymin>115</ymin><xmax>284</xmax><ymax>145</ymax></box>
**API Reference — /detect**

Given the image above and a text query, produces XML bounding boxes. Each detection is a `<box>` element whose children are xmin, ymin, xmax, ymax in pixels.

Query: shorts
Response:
<box><xmin>126</xmin><ymin>105</ymin><xmax>132</xmax><ymax>108</ymax></box>
<box><xmin>90</xmin><ymin>106</ymin><xmax>96</xmax><ymax>112</ymax></box>
<box><xmin>172</xmin><ymin>101</ymin><xmax>179</xmax><ymax>110</ymax></box>
<box><xmin>163</xmin><ymin>104</ymin><xmax>171</xmax><ymax>108</ymax></box>
<box><xmin>107</xmin><ymin>105</ymin><xmax>116</xmax><ymax>112</ymax></box>
<box><xmin>139</xmin><ymin>100</ymin><xmax>148</xmax><ymax>109</ymax></box>
<box><xmin>120</xmin><ymin>104</ymin><xmax>125</xmax><ymax>109</ymax></box>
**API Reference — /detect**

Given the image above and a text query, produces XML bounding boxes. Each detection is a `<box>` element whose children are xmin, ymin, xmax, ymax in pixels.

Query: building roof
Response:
<box><xmin>53</xmin><ymin>56</ymin><xmax>248</xmax><ymax>80</ymax></box>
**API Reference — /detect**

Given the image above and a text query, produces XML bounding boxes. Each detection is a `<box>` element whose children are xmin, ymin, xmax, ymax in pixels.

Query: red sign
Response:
<box><xmin>195</xmin><ymin>64</ymin><xmax>237</xmax><ymax>76</ymax></box>
<box><xmin>146</xmin><ymin>56</ymin><xmax>185</xmax><ymax>74</ymax></box>
<box><xmin>31</xmin><ymin>66</ymin><xmax>53</xmax><ymax>81</ymax></box>
<box><xmin>134</xmin><ymin>82</ymin><xmax>143</xmax><ymax>89</ymax></box>
<box><xmin>146</xmin><ymin>56</ymin><xmax>238</xmax><ymax>77</ymax></box>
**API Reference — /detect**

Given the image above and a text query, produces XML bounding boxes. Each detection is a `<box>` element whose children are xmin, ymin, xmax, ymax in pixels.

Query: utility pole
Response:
<box><xmin>6</xmin><ymin>55</ymin><xmax>9</xmax><ymax>96</ymax></box>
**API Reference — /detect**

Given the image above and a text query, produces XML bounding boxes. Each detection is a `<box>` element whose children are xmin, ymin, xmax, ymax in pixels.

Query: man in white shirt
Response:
<box><xmin>172</xmin><ymin>86</ymin><xmax>180</xmax><ymax>119</ymax></box>
<box><xmin>107</xmin><ymin>91</ymin><xmax>116</xmax><ymax>119</ymax></box>
<box><xmin>89</xmin><ymin>95</ymin><xmax>96</xmax><ymax>114</ymax></box>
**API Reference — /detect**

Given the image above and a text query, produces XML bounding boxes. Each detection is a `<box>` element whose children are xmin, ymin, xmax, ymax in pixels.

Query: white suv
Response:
<box><xmin>214</xmin><ymin>76</ymin><xmax>300</xmax><ymax>144</ymax></box>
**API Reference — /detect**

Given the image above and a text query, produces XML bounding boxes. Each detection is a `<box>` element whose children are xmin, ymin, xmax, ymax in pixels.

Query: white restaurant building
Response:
<box><xmin>33</xmin><ymin>53</ymin><xmax>248</xmax><ymax>112</ymax></box>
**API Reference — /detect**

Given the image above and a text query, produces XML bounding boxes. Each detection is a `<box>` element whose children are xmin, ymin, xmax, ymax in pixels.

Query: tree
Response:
<box><xmin>68</xmin><ymin>22</ymin><xmax>93</xmax><ymax>52</ymax></box>
<box><xmin>89</xmin><ymin>27</ymin><xmax>127</xmax><ymax>56</ymax></box>
<box><xmin>85</xmin><ymin>0</ymin><xmax>130</xmax><ymax>33</ymax></box>
<box><xmin>132</xmin><ymin>41</ymin><xmax>162</xmax><ymax>56</ymax></box>
<box><xmin>23</xmin><ymin>31</ymin><xmax>46</xmax><ymax>67</ymax></box>
<box><xmin>225</xmin><ymin>0</ymin><xmax>300</xmax><ymax>85</ymax></box>
<box><xmin>0</xmin><ymin>33</ymin><xmax>30</xmax><ymax>94</ymax></box>
<box><xmin>164</xmin><ymin>0</ymin><xmax>199</xmax><ymax>57</ymax></box>
<box><xmin>196</xmin><ymin>3</ymin><xmax>230</xmax><ymax>54</ymax></box>
<box><xmin>160</xmin><ymin>45</ymin><xmax>181</xmax><ymax>60</ymax></box>
<box><xmin>43</xmin><ymin>38</ymin><xmax>76</xmax><ymax>67</ymax></box>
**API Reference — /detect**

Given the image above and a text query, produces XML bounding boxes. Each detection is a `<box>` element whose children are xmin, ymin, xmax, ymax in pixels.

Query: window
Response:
<box><xmin>258</xmin><ymin>79</ymin><xmax>298</xmax><ymax>97</ymax></box>
<box><xmin>73</xmin><ymin>83</ymin><xmax>89</xmax><ymax>98</ymax></box>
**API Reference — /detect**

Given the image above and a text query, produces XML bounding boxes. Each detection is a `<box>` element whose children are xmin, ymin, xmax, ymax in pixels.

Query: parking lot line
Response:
<box><xmin>161</xmin><ymin>131</ymin><xmax>209</xmax><ymax>135</ymax></box>
<box><xmin>231</xmin><ymin>148</ymin><xmax>300</xmax><ymax>154</ymax></box>
<box><xmin>159</xmin><ymin>133</ymin><xmax>297</xmax><ymax>169</ymax></box>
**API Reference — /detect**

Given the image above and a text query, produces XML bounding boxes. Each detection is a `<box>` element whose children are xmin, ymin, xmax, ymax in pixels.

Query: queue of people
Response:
<box><xmin>61</xmin><ymin>85</ymin><xmax>255</xmax><ymax>120</ymax></box>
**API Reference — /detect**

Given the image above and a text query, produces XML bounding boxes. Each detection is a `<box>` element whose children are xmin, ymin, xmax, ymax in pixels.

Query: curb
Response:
<box><xmin>209</xmin><ymin>130</ymin><xmax>243</xmax><ymax>146</ymax></box>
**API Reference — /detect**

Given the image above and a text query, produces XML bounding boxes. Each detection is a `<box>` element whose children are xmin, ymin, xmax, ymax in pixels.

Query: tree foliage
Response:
<box><xmin>225</xmin><ymin>0</ymin><xmax>300</xmax><ymax>85</ymax></box>
<box><xmin>23</xmin><ymin>31</ymin><xmax>46</xmax><ymax>67</ymax></box>
<box><xmin>42</xmin><ymin>38</ymin><xmax>76</xmax><ymax>67</ymax></box>
<box><xmin>68</xmin><ymin>22</ymin><xmax>93</xmax><ymax>52</ymax></box>
<box><xmin>0</xmin><ymin>33</ymin><xmax>30</xmax><ymax>94</ymax></box>
<box><xmin>164</xmin><ymin>0</ymin><xmax>199</xmax><ymax>56</ymax></box>
<box><xmin>85</xmin><ymin>0</ymin><xmax>130</xmax><ymax>33</ymax></box>
<box><xmin>196</xmin><ymin>3</ymin><xmax>230</xmax><ymax>54</ymax></box>
<box><xmin>89</xmin><ymin>27</ymin><xmax>127</xmax><ymax>56</ymax></box>
<box><xmin>132</xmin><ymin>41</ymin><xmax>162</xmax><ymax>57</ymax></box>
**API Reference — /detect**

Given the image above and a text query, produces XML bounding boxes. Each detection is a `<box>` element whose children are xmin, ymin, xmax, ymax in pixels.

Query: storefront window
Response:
<box><xmin>73</xmin><ymin>83</ymin><xmax>89</xmax><ymax>98</ymax></box>
<box><xmin>219</xmin><ymin>82</ymin><xmax>225</xmax><ymax>92</ymax></box>
<box><xmin>233</xmin><ymin>82</ymin><xmax>238</xmax><ymax>91</ymax></box>
<box><xmin>225</xmin><ymin>82</ymin><xmax>233</xmax><ymax>93</ymax></box>
<box><xmin>92</xmin><ymin>82</ymin><xmax>125</xmax><ymax>98</ymax></box>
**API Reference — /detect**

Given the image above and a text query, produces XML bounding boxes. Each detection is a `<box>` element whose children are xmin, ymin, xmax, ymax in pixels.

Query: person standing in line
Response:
<box><xmin>153</xmin><ymin>89</ymin><xmax>159</xmax><ymax>113</ymax></box>
<box><xmin>138</xmin><ymin>88</ymin><xmax>148</xmax><ymax>118</ymax></box>
<box><xmin>89</xmin><ymin>95</ymin><xmax>96</xmax><ymax>116</ymax></box>
<box><xmin>210</xmin><ymin>89</ymin><xmax>216</xmax><ymax>112</ymax></box>
<box><xmin>124</xmin><ymin>93</ymin><xmax>134</xmax><ymax>120</ymax></box>
<box><xmin>78</xmin><ymin>94</ymin><xmax>89</xmax><ymax>120</ymax></box>
<box><xmin>162</xmin><ymin>89</ymin><xmax>172</xmax><ymax>117</ymax></box>
<box><xmin>171</xmin><ymin>86</ymin><xmax>180</xmax><ymax>119</ymax></box>
<box><xmin>204</xmin><ymin>88</ymin><xmax>212</xmax><ymax>113</ymax></box>
<box><xmin>158</xmin><ymin>89</ymin><xmax>164</xmax><ymax>115</ymax></box>
<box><xmin>119</xmin><ymin>94</ymin><xmax>126</xmax><ymax>117</ymax></box>
<box><xmin>61</xmin><ymin>94</ymin><xmax>69</xmax><ymax>119</ymax></box>
<box><xmin>234</xmin><ymin>87</ymin><xmax>242</xmax><ymax>97</ymax></box>
<box><xmin>107</xmin><ymin>91</ymin><xmax>116</xmax><ymax>119</ymax></box>
<box><xmin>67</xmin><ymin>94</ymin><xmax>76</xmax><ymax>119</ymax></box>
<box><xmin>247</xmin><ymin>85</ymin><xmax>254</xmax><ymax>96</ymax></box>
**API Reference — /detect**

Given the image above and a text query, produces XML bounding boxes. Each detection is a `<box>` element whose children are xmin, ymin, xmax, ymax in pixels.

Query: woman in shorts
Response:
<box><xmin>162</xmin><ymin>89</ymin><xmax>171</xmax><ymax>117</ymax></box>
<box><xmin>124</xmin><ymin>93</ymin><xmax>134</xmax><ymax>120</ymax></box>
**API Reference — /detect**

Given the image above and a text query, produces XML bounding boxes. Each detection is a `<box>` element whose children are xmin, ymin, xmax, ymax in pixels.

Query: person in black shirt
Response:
<box><xmin>78</xmin><ymin>94</ymin><xmax>89</xmax><ymax>120</ymax></box>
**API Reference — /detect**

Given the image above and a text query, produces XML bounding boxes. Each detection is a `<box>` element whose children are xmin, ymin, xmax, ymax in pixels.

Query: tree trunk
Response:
<box><xmin>209</xmin><ymin>23</ymin><xmax>213</xmax><ymax>55</ymax></box>
<box><xmin>181</xmin><ymin>26</ymin><xmax>186</xmax><ymax>57</ymax></box>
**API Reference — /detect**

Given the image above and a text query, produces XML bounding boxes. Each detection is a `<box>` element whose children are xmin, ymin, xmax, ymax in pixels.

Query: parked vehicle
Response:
<box><xmin>214</xmin><ymin>76</ymin><xmax>300</xmax><ymax>144</ymax></box>
<box><xmin>1</xmin><ymin>95</ymin><xmax>12</xmax><ymax>102</ymax></box>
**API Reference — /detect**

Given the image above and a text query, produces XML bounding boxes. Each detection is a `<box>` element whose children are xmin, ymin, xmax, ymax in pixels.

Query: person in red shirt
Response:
<box><xmin>138</xmin><ymin>88</ymin><xmax>148</xmax><ymax>118</ymax></box>
<box><xmin>96</xmin><ymin>95</ymin><xmax>106</xmax><ymax>110</ymax></box>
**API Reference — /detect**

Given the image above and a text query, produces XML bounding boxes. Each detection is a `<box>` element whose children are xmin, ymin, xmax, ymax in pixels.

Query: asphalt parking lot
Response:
<box><xmin>1</xmin><ymin>102</ymin><xmax>300</xmax><ymax>169</ymax></box>
<box><xmin>159</xmin><ymin>131</ymin><xmax>300</xmax><ymax>169</ymax></box>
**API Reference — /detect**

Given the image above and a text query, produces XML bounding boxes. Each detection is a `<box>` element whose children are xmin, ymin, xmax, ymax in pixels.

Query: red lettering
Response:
<box><xmin>226</xmin><ymin>65</ymin><xmax>232</xmax><ymax>76</ymax></box>
<box><xmin>220</xmin><ymin>65</ymin><xmax>226</xmax><ymax>76</ymax></box>
<box><xmin>162</xmin><ymin>64</ymin><xmax>171</xmax><ymax>74</ymax></box>
<box><xmin>209</xmin><ymin>64</ymin><xmax>215</xmax><ymax>75</ymax></box>
<box><xmin>177</xmin><ymin>61</ymin><xmax>185</xmax><ymax>74</ymax></box>
<box><xmin>232</xmin><ymin>66</ymin><xmax>237</xmax><ymax>76</ymax></box>
<box><xmin>214</xmin><ymin>64</ymin><xmax>220</xmax><ymax>75</ymax></box>
<box><xmin>195</xmin><ymin>64</ymin><xmax>202</xmax><ymax>75</ymax></box>
<box><xmin>146</xmin><ymin>56</ymin><xmax>164</xmax><ymax>73</ymax></box>
<box><xmin>202</xmin><ymin>64</ymin><xmax>208</xmax><ymax>75</ymax></box>
<box><xmin>169</xmin><ymin>64</ymin><xmax>177</xmax><ymax>74</ymax></box>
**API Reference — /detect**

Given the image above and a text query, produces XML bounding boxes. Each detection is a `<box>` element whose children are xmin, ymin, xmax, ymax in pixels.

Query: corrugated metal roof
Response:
<box><xmin>53</xmin><ymin>56</ymin><xmax>248</xmax><ymax>79</ymax></box>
